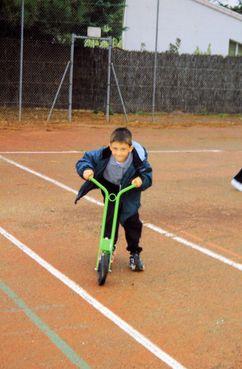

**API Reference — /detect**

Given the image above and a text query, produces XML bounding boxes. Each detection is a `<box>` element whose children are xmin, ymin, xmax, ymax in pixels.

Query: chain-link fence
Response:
<box><xmin>111</xmin><ymin>50</ymin><xmax>242</xmax><ymax>116</ymax></box>
<box><xmin>0</xmin><ymin>0</ymin><xmax>241</xmax><ymax>125</ymax></box>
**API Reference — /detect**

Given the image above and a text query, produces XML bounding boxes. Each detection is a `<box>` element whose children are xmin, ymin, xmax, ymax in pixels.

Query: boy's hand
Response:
<box><xmin>83</xmin><ymin>169</ymin><xmax>94</xmax><ymax>180</ymax></box>
<box><xmin>132</xmin><ymin>176</ymin><xmax>142</xmax><ymax>188</ymax></box>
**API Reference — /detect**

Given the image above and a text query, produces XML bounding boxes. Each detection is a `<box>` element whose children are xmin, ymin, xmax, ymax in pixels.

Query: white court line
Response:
<box><xmin>149</xmin><ymin>149</ymin><xmax>223</xmax><ymax>153</ymax></box>
<box><xmin>0</xmin><ymin>151</ymin><xmax>83</xmax><ymax>154</ymax></box>
<box><xmin>0</xmin><ymin>155</ymin><xmax>102</xmax><ymax>206</ymax></box>
<box><xmin>1</xmin><ymin>154</ymin><xmax>241</xmax><ymax>273</ymax></box>
<box><xmin>0</xmin><ymin>149</ymin><xmax>223</xmax><ymax>154</ymax></box>
<box><xmin>0</xmin><ymin>226</ymin><xmax>187</xmax><ymax>369</ymax></box>
<box><xmin>144</xmin><ymin>224</ymin><xmax>242</xmax><ymax>272</ymax></box>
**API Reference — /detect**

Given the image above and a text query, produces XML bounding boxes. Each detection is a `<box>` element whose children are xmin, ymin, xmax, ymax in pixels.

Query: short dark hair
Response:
<box><xmin>110</xmin><ymin>127</ymin><xmax>132</xmax><ymax>146</ymax></box>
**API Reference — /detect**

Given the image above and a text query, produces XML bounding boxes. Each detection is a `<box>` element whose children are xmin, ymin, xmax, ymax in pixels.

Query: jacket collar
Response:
<box><xmin>102</xmin><ymin>146</ymin><xmax>112</xmax><ymax>159</ymax></box>
<box><xmin>132</xmin><ymin>147</ymin><xmax>143</xmax><ymax>168</ymax></box>
<box><xmin>101</xmin><ymin>146</ymin><xmax>143</xmax><ymax>168</ymax></box>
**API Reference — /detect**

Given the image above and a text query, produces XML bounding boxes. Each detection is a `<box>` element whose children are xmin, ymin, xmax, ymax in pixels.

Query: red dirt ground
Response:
<box><xmin>0</xmin><ymin>113</ymin><xmax>242</xmax><ymax>369</ymax></box>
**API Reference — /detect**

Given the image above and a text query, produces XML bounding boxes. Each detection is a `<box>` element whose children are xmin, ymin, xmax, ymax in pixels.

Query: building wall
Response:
<box><xmin>123</xmin><ymin>0</ymin><xmax>242</xmax><ymax>55</ymax></box>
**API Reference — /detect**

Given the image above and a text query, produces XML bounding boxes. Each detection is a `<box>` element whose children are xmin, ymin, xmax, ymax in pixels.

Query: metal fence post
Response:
<box><xmin>19</xmin><ymin>0</ymin><xmax>24</xmax><ymax>122</ymax></box>
<box><xmin>152</xmin><ymin>0</ymin><xmax>160</xmax><ymax>122</ymax></box>
<box><xmin>68</xmin><ymin>33</ymin><xmax>75</xmax><ymax>122</ymax></box>
<box><xmin>106</xmin><ymin>37</ymin><xmax>112</xmax><ymax>123</ymax></box>
<box><xmin>47</xmin><ymin>61</ymin><xmax>70</xmax><ymax>121</ymax></box>
<box><xmin>111</xmin><ymin>62</ymin><xmax>128</xmax><ymax>122</ymax></box>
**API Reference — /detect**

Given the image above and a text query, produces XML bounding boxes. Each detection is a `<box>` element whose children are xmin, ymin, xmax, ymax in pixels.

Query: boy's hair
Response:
<box><xmin>110</xmin><ymin>127</ymin><xmax>132</xmax><ymax>146</ymax></box>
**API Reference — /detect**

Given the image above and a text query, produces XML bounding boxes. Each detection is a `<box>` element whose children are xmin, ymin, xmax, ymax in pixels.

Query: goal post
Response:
<box><xmin>68</xmin><ymin>32</ymin><xmax>113</xmax><ymax>123</ymax></box>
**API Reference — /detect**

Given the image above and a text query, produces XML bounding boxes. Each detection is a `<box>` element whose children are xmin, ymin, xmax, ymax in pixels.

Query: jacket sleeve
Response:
<box><xmin>139</xmin><ymin>159</ymin><xmax>152</xmax><ymax>191</ymax></box>
<box><xmin>132</xmin><ymin>145</ymin><xmax>152</xmax><ymax>191</ymax></box>
<box><xmin>76</xmin><ymin>149</ymin><xmax>100</xmax><ymax>179</ymax></box>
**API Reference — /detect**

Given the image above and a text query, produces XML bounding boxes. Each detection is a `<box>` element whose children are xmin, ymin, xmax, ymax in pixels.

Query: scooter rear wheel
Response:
<box><xmin>98</xmin><ymin>253</ymin><xmax>110</xmax><ymax>285</ymax></box>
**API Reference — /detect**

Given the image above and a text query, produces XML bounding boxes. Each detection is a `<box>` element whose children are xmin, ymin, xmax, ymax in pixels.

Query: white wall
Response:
<box><xmin>123</xmin><ymin>0</ymin><xmax>242</xmax><ymax>55</ymax></box>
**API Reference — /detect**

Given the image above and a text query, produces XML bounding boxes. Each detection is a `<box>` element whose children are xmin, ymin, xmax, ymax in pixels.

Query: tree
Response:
<box><xmin>229</xmin><ymin>0</ymin><xmax>242</xmax><ymax>14</ymax></box>
<box><xmin>0</xmin><ymin>0</ymin><xmax>125</xmax><ymax>42</ymax></box>
<box><xmin>168</xmin><ymin>38</ymin><xmax>181</xmax><ymax>54</ymax></box>
<box><xmin>0</xmin><ymin>0</ymin><xmax>87</xmax><ymax>40</ymax></box>
<box><xmin>214</xmin><ymin>1</ymin><xmax>242</xmax><ymax>14</ymax></box>
<box><xmin>84</xmin><ymin>0</ymin><xmax>125</xmax><ymax>39</ymax></box>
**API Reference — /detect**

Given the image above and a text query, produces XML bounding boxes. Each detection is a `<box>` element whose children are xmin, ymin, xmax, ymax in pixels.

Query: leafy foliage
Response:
<box><xmin>168</xmin><ymin>38</ymin><xmax>181</xmax><ymax>54</ymax></box>
<box><xmin>194</xmin><ymin>43</ymin><xmax>212</xmax><ymax>55</ymax></box>
<box><xmin>0</xmin><ymin>0</ymin><xmax>125</xmax><ymax>43</ymax></box>
<box><xmin>217</xmin><ymin>0</ymin><xmax>242</xmax><ymax>14</ymax></box>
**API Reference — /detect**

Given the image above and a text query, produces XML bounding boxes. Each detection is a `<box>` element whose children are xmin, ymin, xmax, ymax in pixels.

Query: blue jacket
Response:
<box><xmin>75</xmin><ymin>141</ymin><xmax>152</xmax><ymax>225</ymax></box>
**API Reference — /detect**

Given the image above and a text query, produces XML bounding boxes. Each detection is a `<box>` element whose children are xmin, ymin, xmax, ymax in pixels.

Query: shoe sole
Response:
<box><xmin>129</xmin><ymin>264</ymin><xmax>145</xmax><ymax>272</ymax></box>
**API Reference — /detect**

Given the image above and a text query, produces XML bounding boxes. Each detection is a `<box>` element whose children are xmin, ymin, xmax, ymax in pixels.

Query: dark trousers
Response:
<box><xmin>100</xmin><ymin>177</ymin><xmax>143</xmax><ymax>254</ymax></box>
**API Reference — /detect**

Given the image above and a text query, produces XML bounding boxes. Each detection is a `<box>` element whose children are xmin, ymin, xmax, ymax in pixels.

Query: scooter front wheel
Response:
<box><xmin>98</xmin><ymin>253</ymin><xmax>110</xmax><ymax>285</ymax></box>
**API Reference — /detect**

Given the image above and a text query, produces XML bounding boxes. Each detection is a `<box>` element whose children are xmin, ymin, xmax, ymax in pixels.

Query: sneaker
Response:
<box><xmin>234</xmin><ymin>169</ymin><xmax>242</xmax><ymax>182</ymax></box>
<box><xmin>231</xmin><ymin>179</ymin><xmax>242</xmax><ymax>192</ymax></box>
<box><xmin>231</xmin><ymin>169</ymin><xmax>242</xmax><ymax>192</ymax></box>
<box><xmin>129</xmin><ymin>253</ymin><xmax>144</xmax><ymax>271</ymax></box>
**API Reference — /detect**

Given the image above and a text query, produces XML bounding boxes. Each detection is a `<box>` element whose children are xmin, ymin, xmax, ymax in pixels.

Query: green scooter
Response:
<box><xmin>89</xmin><ymin>177</ymin><xmax>135</xmax><ymax>285</ymax></box>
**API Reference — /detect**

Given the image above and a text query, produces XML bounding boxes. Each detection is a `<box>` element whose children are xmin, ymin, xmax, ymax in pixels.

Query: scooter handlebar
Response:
<box><xmin>89</xmin><ymin>177</ymin><xmax>136</xmax><ymax>197</ymax></box>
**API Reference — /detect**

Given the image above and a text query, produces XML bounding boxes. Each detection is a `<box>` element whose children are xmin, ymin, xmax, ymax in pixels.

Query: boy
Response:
<box><xmin>231</xmin><ymin>168</ymin><xmax>242</xmax><ymax>192</ymax></box>
<box><xmin>75</xmin><ymin>127</ymin><xmax>152</xmax><ymax>271</ymax></box>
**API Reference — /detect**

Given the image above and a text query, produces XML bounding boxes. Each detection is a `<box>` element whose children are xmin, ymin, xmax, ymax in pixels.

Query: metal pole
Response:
<box><xmin>111</xmin><ymin>63</ymin><xmax>128</xmax><ymax>122</ymax></box>
<box><xmin>47</xmin><ymin>61</ymin><xmax>70</xmax><ymax>122</ymax></box>
<box><xmin>19</xmin><ymin>0</ymin><xmax>24</xmax><ymax>121</ymax></box>
<box><xmin>68</xmin><ymin>33</ymin><xmax>75</xmax><ymax>122</ymax></box>
<box><xmin>152</xmin><ymin>0</ymin><xmax>160</xmax><ymax>122</ymax></box>
<box><xmin>106</xmin><ymin>37</ymin><xmax>112</xmax><ymax>123</ymax></box>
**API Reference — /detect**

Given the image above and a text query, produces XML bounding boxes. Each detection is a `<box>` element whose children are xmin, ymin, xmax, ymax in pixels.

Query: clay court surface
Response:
<box><xmin>0</xmin><ymin>114</ymin><xmax>242</xmax><ymax>369</ymax></box>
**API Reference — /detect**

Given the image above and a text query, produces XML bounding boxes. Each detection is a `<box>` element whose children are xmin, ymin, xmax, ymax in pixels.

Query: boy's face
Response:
<box><xmin>109</xmin><ymin>141</ymin><xmax>133</xmax><ymax>163</ymax></box>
